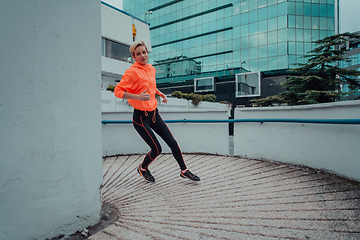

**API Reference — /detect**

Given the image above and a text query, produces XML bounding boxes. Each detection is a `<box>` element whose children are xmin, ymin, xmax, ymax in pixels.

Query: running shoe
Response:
<box><xmin>180</xmin><ymin>169</ymin><xmax>200</xmax><ymax>181</ymax></box>
<box><xmin>137</xmin><ymin>164</ymin><xmax>155</xmax><ymax>182</ymax></box>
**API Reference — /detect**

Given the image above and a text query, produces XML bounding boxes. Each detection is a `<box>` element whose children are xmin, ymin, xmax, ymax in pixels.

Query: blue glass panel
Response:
<box><xmin>241</xmin><ymin>12</ymin><xmax>249</xmax><ymax>25</ymax></box>
<box><xmin>259</xmin><ymin>45</ymin><xmax>267</xmax><ymax>58</ymax></box>
<box><xmin>278</xmin><ymin>15</ymin><xmax>287</xmax><ymax>29</ymax></box>
<box><xmin>288</xmin><ymin>2</ymin><xmax>296</xmax><ymax>15</ymax></box>
<box><xmin>250</xmin><ymin>34</ymin><xmax>259</xmax><ymax>47</ymax></box>
<box><xmin>312</xmin><ymin>17</ymin><xmax>319</xmax><ymax>29</ymax></box>
<box><xmin>259</xmin><ymin>58</ymin><xmax>268</xmax><ymax>71</ymax></box>
<box><xmin>233</xmin><ymin>50</ymin><xmax>240</xmax><ymax>63</ymax></box>
<box><xmin>304</xmin><ymin>29</ymin><xmax>312</xmax><ymax>41</ymax></box>
<box><xmin>289</xmin><ymin>41</ymin><xmax>296</xmax><ymax>54</ymax></box>
<box><xmin>278</xmin><ymin>2</ymin><xmax>287</xmax><ymax>16</ymax></box>
<box><xmin>327</xmin><ymin>4</ymin><xmax>335</xmax><ymax>17</ymax></box>
<box><xmin>268</xmin><ymin>31</ymin><xmax>277</xmax><ymax>44</ymax></box>
<box><xmin>268</xmin><ymin>0</ymin><xmax>277</xmax><ymax>6</ymax></box>
<box><xmin>320</xmin><ymin>30</ymin><xmax>327</xmax><ymax>39</ymax></box>
<box><xmin>304</xmin><ymin>3</ymin><xmax>312</xmax><ymax>15</ymax></box>
<box><xmin>250</xmin><ymin>22</ymin><xmax>258</xmax><ymax>35</ymax></box>
<box><xmin>320</xmin><ymin>4</ymin><xmax>327</xmax><ymax>17</ymax></box>
<box><xmin>278</xmin><ymin>42</ymin><xmax>287</xmax><ymax>55</ymax></box>
<box><xmin>304</xmin><ymin>42</ymin><xmax>312</xmax><ymax>54</ymax></box>
<box><xmin>250</xmin><ymin>0</ymin><xmax>258</xmax><ymax>11</ymax></box>
<box><xmin>259</xmin><ymin>20</ymin><xmax>267</xmax><ymax>32</ymax></box>
<box><xmin>268</xmin><ymin>43</ymin><xmax>277</xmax><ymax>57</ymax></box>
<box><xmin>240</xmin><ymin>24</ymin><xmax>248</xmax><ymax>37</ymax></box>
<box><xmin>250</xmin><ymin>59</ymin><xmax>259</xmax><ymax>71</ymax></box>
<box><xmin>268</xmin><ymin>4</ymin><xmax>277</xmax><ymax>19</ymax></box>
<box><xmin>241</xmin><ymin>1</ymin><xmax>249</xmax><ymax>13</ymax></box>
<box><xmin>327</xmin><ymin>0</ymin><xmax>334</xmax><ymax>4</ymax></box>
<box><xmin>311</xmin><ymin>30</ymin><xmax>320</xmax><ymax>41</ymax></box>
<box><xmin>259</xmin><ymin>7</ymin><xmax>268</xmax><ymax>21</ymax></box>
<box><xmin>289</xmin><ymin>28</ymin><xmax>296</xmax><ymax>41</ymax></box>
<box><xmin>304</xmin><ymin>16</ymin><xmax>311</xmax><ymax>29</ymax></box>
<box><xmin>233</xmin><ymin>15</ymin><xmax>240</xmax><ymax>27</ymax></box>
<box><xmin>259</xmin><ymin>0</ymin><xmax>267</xmax><ymax>8</ymax></box>
<box><xmin>249</xmin><ymin>10</ymin><xmax>258</xmax><ymax>23</ymax></box>
<box><xmin>296</xmin><ymin>2</ymin><xmax>304</xmax><ymax>15</ymax></box>
<box><xmin>250</xmin><ymin>47</ymin><xmax>258</xmax><ymax>60</ymax></box>
<box><xmin>233</xmin><ymin>38</ymin><xmax>241</xmax><ymax>50</ymax></box>
<box><xmin>327</xmin><ymin>17</ymin><xmax>334</xmax><ymax>30</ymax></box>
<box><xmin>258</xmin><ymin>32</ymin><xmax>268</xmax><ymax>46</ymax></box>
<box><xmin>234</xmin><ymin>2</ymin><xmax>241</xmax><ymax>15</ymax></box>
<box><xmin>288</xmin><ymin>15</ymin><xmax>295</xmax><ymax>28</ymax></box>
<box><xmin>268</xmin><ymin>18</ymin><xmax>277</xmax><ymax>31</ymax></box>
<box><xmin>240</xmin><ymin>49</ymin><xmax>249</xmax><ymax>61</ymax></box>
<box><xmin>278</xmin><ymin>29</ymin><xmax>287</xmax><ymax>42</ymax></box>
<box><xmin>296</xmin><ymin>29</ymin><xmax>304</xmax><ymax>42</ymax></box>
<box><xmin>234</xmin><ymin>26</ymin><xmax>241</xmax><ymax>38</ymax></box>
<box><xmin>241</xmin><ymin>36</ymin><xmax>249</xmax><ymax>49</ymax></box>
<box><xmin>296</xmin><ymin>16</ymin><xmax>304</xmax><ymax>28</ymax></box>
<box><xmin>278</xmin><ymin>55</ymin><xmax>288</xmax><ymax>69</ymax></box>
<box><xmin>320</xmin><ymin>17</ymin><xmax>327</xmax><ymax>30</ymax></box>
<box><xmin>225</xmin><ymin>16</ymin><xmax>232</xmax><ymax>27</ymax></box>
<box><xmin>296</xmin><ymin>42</ymin><xmax>304</xmax><ymax>55</ymax></box>
<box><xmin>312</xmin><ymin>4</ymin><xmax>319</xmax><ymax>17</ymax></box>
<box><xmin>268</xmin><ymin>56</ymin><xmax>277</xmax><ymax>70</ymax></box>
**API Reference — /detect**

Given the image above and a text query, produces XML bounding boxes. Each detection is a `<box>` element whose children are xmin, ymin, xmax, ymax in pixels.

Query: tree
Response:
<box><xmin>251</xmin><ymin>32</ymin><xmax>360</xmax><ymax>107</ymax></box>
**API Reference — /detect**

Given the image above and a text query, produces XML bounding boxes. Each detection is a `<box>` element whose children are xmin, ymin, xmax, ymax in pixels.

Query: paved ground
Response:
<box><xmin>89</xmin><ymin>154</ymin><xmax>360</xmax><ymax>240</ymax></box>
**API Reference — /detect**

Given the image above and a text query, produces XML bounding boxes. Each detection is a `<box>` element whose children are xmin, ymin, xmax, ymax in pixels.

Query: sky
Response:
<box><xmin>339</xmin><ymin>0</ymin><xmax>360</xmax><ymax>33</ymax></box>
<box><xmin>103</xmin><ymin>0</ymin><xmax>360</xmax><ymax>33</ymax></box>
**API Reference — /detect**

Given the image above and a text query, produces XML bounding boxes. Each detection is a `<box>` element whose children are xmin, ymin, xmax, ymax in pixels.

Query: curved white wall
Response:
<box><xmin>234</xmin><ymin>100</ymin><xmax>360</xmax><ymax>182</ymax></box>
<box><xmin>0</xmin><ymin>1</ymin><xmax>103</xmax><ymax>239</ymax></box>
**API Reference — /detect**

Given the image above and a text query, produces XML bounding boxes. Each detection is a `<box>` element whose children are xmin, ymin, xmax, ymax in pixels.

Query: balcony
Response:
<box><xmin>90</xmin><ymin>95</ymin><xmax>360</xmax><ymax>239</ymax></box>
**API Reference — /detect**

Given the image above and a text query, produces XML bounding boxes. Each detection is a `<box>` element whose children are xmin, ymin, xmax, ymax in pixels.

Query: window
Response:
<box><xmin>235</xmin><ymin>72</ymin><xmax>261</xmax><ymax>98</ymax></box>
<box><xmin>194</xmin><ymin>77</ymin><xmax>215</xmax><ymax>93</ymax></box>
<box><xmin>102</xmin><ymin>38</ymin><xmax>133</xmax><ymax>63</ymax></box>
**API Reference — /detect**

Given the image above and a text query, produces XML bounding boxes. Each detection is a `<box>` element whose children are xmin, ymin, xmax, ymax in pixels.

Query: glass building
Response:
<box><xmin>124</xmin><ymin>0</ymin><xmax>337</xmax><ymax>105</ymax></box>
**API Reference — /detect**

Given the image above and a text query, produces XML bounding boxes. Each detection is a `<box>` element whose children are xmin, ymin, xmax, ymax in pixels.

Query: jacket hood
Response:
<box><xmin>133</xmin><ymin>61</ymin><xmax>152</xmax><ymax>69</ymax></box>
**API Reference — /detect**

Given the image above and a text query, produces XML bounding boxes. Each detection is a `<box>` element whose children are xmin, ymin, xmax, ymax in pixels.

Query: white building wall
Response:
<box><xmin>234</xmin><ymin>100</ymin><xmax>360</xmax><ymax>182</ymax></box>
<box><xmin>101</xmin><ymin>3</ymin><xmax>151</xmax><ymax>49</ymax></box>
<box><xmin>101</xmin><ymin>92</ymin><xmax>230</xmax><ymax>157</ymax></box>
<box><xmin>0</xmin><ymin>1</ymin><xmax>102</xmax><ymax>240</ymax></box>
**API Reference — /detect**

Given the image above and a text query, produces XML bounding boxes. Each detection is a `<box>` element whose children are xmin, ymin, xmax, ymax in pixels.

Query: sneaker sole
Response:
<box><xmin>180</xmin><ymin>172</ymin><xmax>200</xmax><ymax>181</ymax></box>
<box><xmin>137</xmin><ymin>166</ymin><xmax>155</xmax><ymax>183</ymax></box>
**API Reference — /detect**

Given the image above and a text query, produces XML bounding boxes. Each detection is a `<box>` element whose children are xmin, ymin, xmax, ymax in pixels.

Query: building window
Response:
<box><xmin>194</xmin><ymin>77</ymin><xmax>215</xmax><ymax>93</ymax></box>
<box><xmin>102</xmin><ymin>38</ymin><xmax>133</xmax><ymax>63</ymax></box>
<box><xmin>235</xmin><ymin>72</ymin><xmax>261</xmax><ymax>98</ymax></box>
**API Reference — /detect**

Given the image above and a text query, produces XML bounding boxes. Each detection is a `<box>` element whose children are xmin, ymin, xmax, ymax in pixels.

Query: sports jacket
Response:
<box><xmin>114</xmin><ymin>62</ymin><xmax>164</xmax><ymax>111</ymax></box>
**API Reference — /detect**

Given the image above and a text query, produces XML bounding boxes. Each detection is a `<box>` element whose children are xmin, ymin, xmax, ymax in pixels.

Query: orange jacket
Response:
<box><xmin>114</xmin><ymin>62</ymin><xmax>164</xmax><ymax>111</ymax></box>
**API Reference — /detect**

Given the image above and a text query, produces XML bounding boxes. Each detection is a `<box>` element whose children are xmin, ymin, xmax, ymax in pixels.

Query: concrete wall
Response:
<box><xmin>101</xmin><ymin>3</ymin><xmax>151</xmax><ymax>50</ymax></box>
<box><xmin>0</xmin><ymin>1</ymin><xmax>103</xmax><ymax>240</ymax></box>
<box><xmin>234</xmin><ymin>100</ymin><xmax>360</xmax><ymax>182</ymax></box>
<box><xmin>102</xmin><ymin>91</ymin><xmax>230</xmax><ymax>157</ymax></box>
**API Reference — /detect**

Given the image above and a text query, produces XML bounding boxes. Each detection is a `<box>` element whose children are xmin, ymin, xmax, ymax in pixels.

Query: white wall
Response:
<box><xmin>101</xmin><ymin>3</ymin><xmax>151</xmax><ymax>49</ymax></box>
<box><xmin>101</xmin><ymin>92</ymin><xmax>230</xmax><ymax>157</ymax></box>
<box><xmin>234</xmin><ymin>100</ymin><xmax>360</xmax><ymax>182</ymax></box>
<box><xmin>0</xmin><ymin>1</ymin><xmax>103</xmax><ymax>240</ymax></box>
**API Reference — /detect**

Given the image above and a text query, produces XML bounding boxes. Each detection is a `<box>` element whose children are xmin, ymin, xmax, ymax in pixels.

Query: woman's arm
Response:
<box><xmin>156</xmin><ymin>89</ymin><xmax>168</xmax><ymax>103</ymax></box>
<box><xmin>123</xmin><ymin>90</ymin><xmax>151</xmax><ymax>101</ymax></box>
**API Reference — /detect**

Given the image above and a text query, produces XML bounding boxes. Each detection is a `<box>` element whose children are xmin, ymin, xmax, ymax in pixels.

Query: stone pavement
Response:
<box><xmin>89</xmin><ymin>154</ymin><xmax>360</xmax><ymax>240</ymax></box>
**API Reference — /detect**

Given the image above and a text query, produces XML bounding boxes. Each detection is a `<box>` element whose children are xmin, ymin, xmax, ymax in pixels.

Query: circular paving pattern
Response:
<box><xmin>89</xmin><ymin>154</ymin><xmax>360</xmax><ymax>240</ymax></box>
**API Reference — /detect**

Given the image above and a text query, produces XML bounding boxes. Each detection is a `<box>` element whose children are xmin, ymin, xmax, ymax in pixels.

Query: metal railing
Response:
<box><xmin>102</xmin><ymin>119</ymin><xmax>360</xmax><ymax>125</ymax></box>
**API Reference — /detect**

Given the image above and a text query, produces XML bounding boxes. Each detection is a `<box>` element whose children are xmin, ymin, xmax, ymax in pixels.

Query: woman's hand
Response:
<box><xmin>162</xmin><ymin>94</ymin><xmax>168</xmax><ymax>103</ymax></box>
<box><xmin>138</xmin><ymin>90</ymin><xmax>151</xmax><ymax>101</ymax></box>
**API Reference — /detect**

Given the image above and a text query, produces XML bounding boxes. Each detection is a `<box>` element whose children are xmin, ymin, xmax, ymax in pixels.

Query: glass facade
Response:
<box><xmin>123</xmin><ymin>0</ymin><xmax>336</xmax><ymax>85</ymax></box>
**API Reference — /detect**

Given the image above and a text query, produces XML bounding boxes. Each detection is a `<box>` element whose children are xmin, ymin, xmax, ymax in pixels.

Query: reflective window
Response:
<box><xmin>235</xmin><ymin>72</ymin><xmax>261</xmax><ymax>98</ymax></box>
<box><xmin>102</xmin><ymin>38</ymin><xmax>132</xmax><ymax>63</ymax></box>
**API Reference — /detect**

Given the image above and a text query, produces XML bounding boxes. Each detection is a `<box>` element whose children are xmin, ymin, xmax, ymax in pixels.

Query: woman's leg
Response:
<box><xmin>132</xmin><ymin>114</ymin><xmax>162</xmax><ymax>170</ymax></box>
<box><xmin>151</xmin><ymin>111</ymin><xmax>187</xmax><ymax>171</ymax></box>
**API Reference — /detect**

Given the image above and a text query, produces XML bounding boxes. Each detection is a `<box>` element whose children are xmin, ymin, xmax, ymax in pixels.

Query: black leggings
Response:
<box><xmin>132</xmin><ymin>108</ymin><xmax>187</xmax><ymax>171</ymax></box>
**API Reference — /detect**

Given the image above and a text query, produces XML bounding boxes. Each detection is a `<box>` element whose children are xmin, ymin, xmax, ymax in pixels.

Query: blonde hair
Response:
<box><xmin>129</xmin><ymin>41</ymin><xmax>148</xmax><ymax>58</ymax></box>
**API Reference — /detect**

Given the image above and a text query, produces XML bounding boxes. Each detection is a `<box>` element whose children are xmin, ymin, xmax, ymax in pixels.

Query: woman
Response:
<box><xmin>114</xmin><ymin>41</ymin><xmax>200</xmax><ymax>183</ymax></box>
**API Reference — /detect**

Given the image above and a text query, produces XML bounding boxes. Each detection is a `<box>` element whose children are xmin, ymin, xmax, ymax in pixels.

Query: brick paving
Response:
<box><xmin>89</xmin><ymin>154</ymin><xmax>360</xmax><ymax>240</ymax></box>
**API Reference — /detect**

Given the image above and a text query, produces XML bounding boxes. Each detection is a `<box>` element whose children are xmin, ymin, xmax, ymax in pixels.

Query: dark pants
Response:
<box><xmin>132</xmin><ymin>108</ymin><xmax>187</xmax><ymax>171</ymax></box>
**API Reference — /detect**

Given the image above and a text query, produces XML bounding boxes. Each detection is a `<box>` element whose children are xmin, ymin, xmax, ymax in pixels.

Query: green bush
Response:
<box><xmin>106</xmin><ymin>85</ymin><xmax>115</xmax><ymax>92</ymax></box>
<box><xmin>170</xmin><ymin>91</ymin><xmax>218</xmax><ymax>105</ymax></box>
